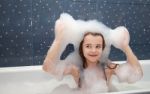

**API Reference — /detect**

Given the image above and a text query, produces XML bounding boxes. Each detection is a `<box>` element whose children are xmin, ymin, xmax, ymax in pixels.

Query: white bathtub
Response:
<box><xmin>0</xmin><ymin>60</ymin><xmax>150</xmax><ymax>94</ymax></box>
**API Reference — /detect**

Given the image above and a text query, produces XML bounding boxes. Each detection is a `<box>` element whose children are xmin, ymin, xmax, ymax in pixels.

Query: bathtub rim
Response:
<box><xmin>0</xmin><ymin>59</ymin><xmax>149</xmax><ymax>73</ymax></box>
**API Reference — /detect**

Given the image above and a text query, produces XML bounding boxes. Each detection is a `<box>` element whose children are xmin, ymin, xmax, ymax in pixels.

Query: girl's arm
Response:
<box><xmin>42</xmin><ymin>39</ymin><xmax>62</xmax><ymax>73</ymax></box>
<box><xmin>110</xmin><ymin>26</ymin><xmax>143</xmax><ymax>83</ymax></box>
<box><xmin>42</xmin><ymin>19</ymin><xmax>80</xmax><ymax>84</ymax></box>
<box><xmin>43</xmin><ymin>19</ymin><xmax>65</xmax><ymax>74</ymax></box>
<box><xmin>122</xmin><ymin>45</ymin><xmax>143</xmax><ymax>73</ymax></box>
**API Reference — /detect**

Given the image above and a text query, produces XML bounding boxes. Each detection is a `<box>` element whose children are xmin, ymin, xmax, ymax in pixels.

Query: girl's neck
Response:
<box><xmin>86</xmin><ymin>61</ymin><xmax>98</xmax><ymax>69</ymax></box>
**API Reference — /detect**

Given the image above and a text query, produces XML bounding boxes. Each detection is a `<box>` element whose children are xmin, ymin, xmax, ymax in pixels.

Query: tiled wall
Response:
<box><xmin>0</xmin><ymin>0</ymin><xmax>150</xmax><ymax>67</ymax></box>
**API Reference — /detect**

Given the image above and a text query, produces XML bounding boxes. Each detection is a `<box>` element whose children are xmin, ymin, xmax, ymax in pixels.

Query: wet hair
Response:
<box><xmin>79</xmin><ymin>32</ymin><xmax>105</xmax><ymax>69</ymax></box>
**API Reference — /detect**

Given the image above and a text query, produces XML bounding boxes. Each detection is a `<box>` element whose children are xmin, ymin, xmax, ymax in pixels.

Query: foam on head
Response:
<box><xmin>57</xmin><ymin>13</ymin><xmax>111</xmax><ymax>48</ymax></box>
<box><xmin>54</xmin><ymin>13</ymin><xmax>114</xmax><ymax>64</ymax></box>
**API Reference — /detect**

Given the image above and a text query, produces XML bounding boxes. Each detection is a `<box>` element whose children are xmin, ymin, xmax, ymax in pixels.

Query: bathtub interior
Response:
<box><xmin>0</xmin><ymin>60</ymin><xmax>150</xmax><ymax>94</ymax></box>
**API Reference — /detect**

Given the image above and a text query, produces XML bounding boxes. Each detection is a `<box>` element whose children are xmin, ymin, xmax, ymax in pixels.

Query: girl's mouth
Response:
<box><xmin>89</xmin><ymin>54</ymin><xmax>97</xmax><ymax>57</ymax></box>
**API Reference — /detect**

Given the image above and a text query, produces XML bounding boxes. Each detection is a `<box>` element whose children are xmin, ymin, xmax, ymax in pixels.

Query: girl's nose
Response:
<box><xmin>91</xmin><ymin>47</ymin><xmax>96</xmax><ymax>52</ymax></box>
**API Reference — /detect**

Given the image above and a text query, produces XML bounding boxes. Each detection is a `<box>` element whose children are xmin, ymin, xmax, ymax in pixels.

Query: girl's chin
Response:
<box><xmin>88</xmin><ymin>59</ymin><xmax>98</xmax><ymax>63</ymax></box>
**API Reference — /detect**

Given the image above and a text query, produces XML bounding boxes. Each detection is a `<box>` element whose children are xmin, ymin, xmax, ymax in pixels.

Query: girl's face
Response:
<box><xmin>82</xmin><ymin>34</ymin><xmax>103</xmax><ymax>64</ymax></box>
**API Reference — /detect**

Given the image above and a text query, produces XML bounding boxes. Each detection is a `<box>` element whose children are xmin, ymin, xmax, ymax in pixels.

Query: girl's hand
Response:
<box><xmin>54</xmin><ymin>19</ymin><xmax>65</xmax><ymax>41</ymax></box>
<box><xmin>111</xmin><ymin>26</ymin><xmax>130</xmax><ymax>52</ymax></box>
<box><xmin>71</xmin><ymin>65</ymin><xmax>80</xmax><ymax>84</ymax></box>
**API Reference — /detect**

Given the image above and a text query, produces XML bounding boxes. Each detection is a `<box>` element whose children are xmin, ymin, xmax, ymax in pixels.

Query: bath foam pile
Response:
<box><xmin>54</xmin><ymin>13</ymin><xmax>130</xmax><ymax>66</ymax></box>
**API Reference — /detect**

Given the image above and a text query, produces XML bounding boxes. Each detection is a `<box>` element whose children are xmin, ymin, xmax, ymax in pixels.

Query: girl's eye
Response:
<box><xmin>86</xmin><ymin>45</ymin><xmax>90</xmax><ymax>48</ymax></box>
<box><xmin>96</xmin><ymin>45</ymin><xmax>102</xmax><ymax>49</ymax></box>
<box><xmin>85</xmin><ymin>45</ymin><xmax>91</xmax><ymax>48</ymax></box>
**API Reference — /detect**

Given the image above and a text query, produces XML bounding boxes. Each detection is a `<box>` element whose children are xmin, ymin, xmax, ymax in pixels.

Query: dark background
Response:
<box><xmin>0</xmin><ymin>0</ymin><xmax>150</xmax><ymax>67</ymax></box>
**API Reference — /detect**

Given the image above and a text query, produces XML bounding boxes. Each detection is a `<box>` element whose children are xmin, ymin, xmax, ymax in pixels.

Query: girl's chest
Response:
<box><xmin>82</xmin><ymin>68</ymin><xmax>106</xmax><ymax>86</ymax></box>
